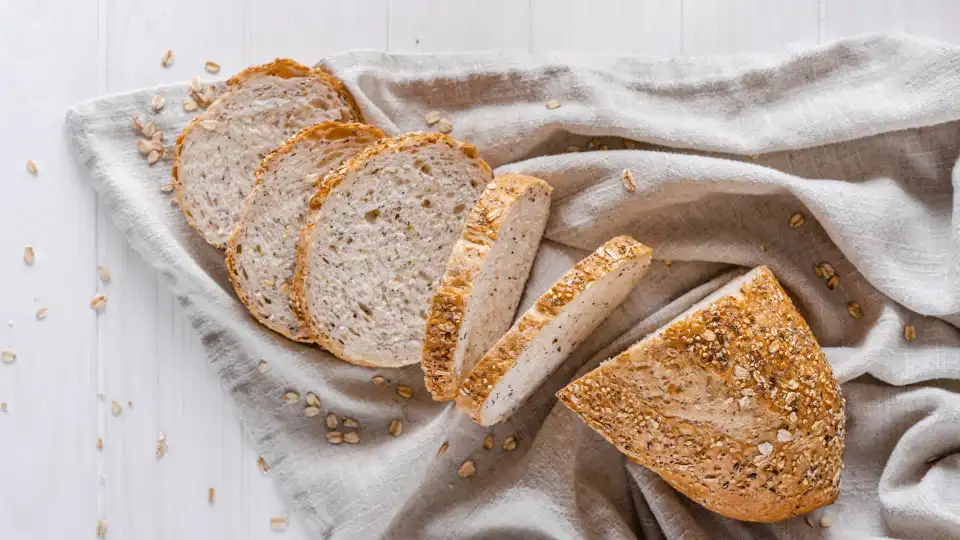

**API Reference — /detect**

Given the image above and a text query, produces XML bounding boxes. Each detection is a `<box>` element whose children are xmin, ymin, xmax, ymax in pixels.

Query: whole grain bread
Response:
<box><xmin>173</xmin><ymin>58</ymin><xmax>363</xmax><ymax>248</ymax></box>
<box><xmin>556</xmin><ymin>266</ymin><xmax>845</xmax><ymax>523</ymax></box>
<box><xmin>422</xmin><ymin>174</ymin><xmax>553</xmax><ymax>400</ymax></box>
<box><xmin>292</xmin><ymin>133</ymin><xmax>493</xmax><ymax>368</ymax></box>
<box><xmin>456</xmin><ymin>236</ymin><xmax>653</xmax><ymax>425</ymax></box>
<box><xmin>226</xmin><ymin>122</ymin><xmax>385</xmax><ymax>342</ymax></box>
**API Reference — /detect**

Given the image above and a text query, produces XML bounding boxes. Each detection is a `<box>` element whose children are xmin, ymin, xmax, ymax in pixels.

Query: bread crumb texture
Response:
<box><xmin>557</xmin><ymin>266</ymin><xmax>845</xmax><ymax>523</ymax></box>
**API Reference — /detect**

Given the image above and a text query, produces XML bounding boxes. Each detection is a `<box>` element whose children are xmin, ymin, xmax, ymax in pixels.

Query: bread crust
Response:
<box><xmin>225</xmin><ymin>122</ymin><xmax>385</xmax><ymax>343</ymax></box>
<box><xmin>172</xmin><ymin>58</ymin><xmax>364</xmax><ymax>249</ymax></box>
<box><xmin>291</xmin><ymin>132</ymin><xmax>494</xmax><ymax>367</ymax></box>
<box><xmin>556</xmin><ymin>266</ymin><xmax>845</xmax><ymax>523</ymax></box>
<box><xmin>422</xmin><ymin>174</ymin><xmax>553</xmax><ymax>400</ymax></box>
<box><xmin>455</xmin><ymin>236</ymin><xmax>653</xmax><ymax>422</ymax></box>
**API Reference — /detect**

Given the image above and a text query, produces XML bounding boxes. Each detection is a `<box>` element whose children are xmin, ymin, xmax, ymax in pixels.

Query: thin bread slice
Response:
<box><xmin>422</xmin><ymin>174</ymin><xmax>553</xmax><ymax>400</ymax></box>
<box><xmin>173</xmin><ymin>58</ymin><xmax>363</xmax><ymax>248</ymax></box>
<box><xmin>226</xmin><ymin>122</ymin><xmax>385</xmax><ymax>342</ymax></box>
<box><xmin>292</xmin><ymin>133</ymin><xmax>493</xmax><ymax>368</ymax></box>
<box><xmin>556</xmin><ymin>266</ymin><xmax>845</xmax><ymax>523</ymax></box>
<box><xmin>456</xmin><ymin>236</ymin><xmax>653</xmax><ymax>425</ymax></box>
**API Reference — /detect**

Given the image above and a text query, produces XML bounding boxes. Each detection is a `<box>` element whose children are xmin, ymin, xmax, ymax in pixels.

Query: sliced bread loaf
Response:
<box><xmin>556</xmin><ymin>266</ymin><xmax>845</xmax><ymax>523</ymax></box>
<box><xmin>226</xmin><ymin>122</ymin><xmax>385</xmax><ymax>342</ymax></box>
<box><xmin>293</xmin><ymin>133</ymin><xmax>493</xmax><ymax>367</ymax></box>
<box><xmin>456</xmin><ymin>236</ymin><xmax>653</xmax><ymax>425</ymax></box>
<box><xmin>422</xmin><ymin>174</ymin><xmax>553</xmax><ymax>400</ymax></box>
<box><xmin>173</xmin><ymin>59</ymin><xmax>363</xmax><ymax>248</ymax></box>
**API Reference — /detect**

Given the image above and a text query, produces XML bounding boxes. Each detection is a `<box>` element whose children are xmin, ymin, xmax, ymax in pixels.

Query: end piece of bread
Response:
<box><xmin>456</xmin><ymin>236</ymin><xmax>653</xmax><ymax>425</ymax></box>
<box><xmin>173</xmin><ymin>58</ymin><xmax>363</xmax><ymax>248</ymax></box>
<box><xmin>292</xmin><ymin>133</ymin><xmax>493</xmax><ymax>368</ymax></box>
<box><xmin>226</xmin><ymin>122</ymin><xmax>385</xmax><ymax>342</ymax></box>
<box><xmin>556</xmin><ymin>266</ymin><xmax>845</xmax><ymax>523</ymax></box>
<box><xmin>422</xmin><ymin>174</ymin><xmax>553</xmax><ymax>400</ymax></box>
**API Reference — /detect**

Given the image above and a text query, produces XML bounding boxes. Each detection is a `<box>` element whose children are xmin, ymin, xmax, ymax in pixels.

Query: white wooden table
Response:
<box><xmin>1</xmin><ymin>1</ymin><xmax>956</xmax><ymax>538</ymax></box>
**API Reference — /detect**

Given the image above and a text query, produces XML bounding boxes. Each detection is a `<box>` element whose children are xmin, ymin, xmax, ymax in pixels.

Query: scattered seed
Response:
<box><xmin>389</xmin><ymin>419</ymin><xmax>402</xmax><ymax>437</ymax></box>
<box><xmin>23</xmin><ymin>246</ymin><xmax>35</xmax><ymax>265</ymax></box>
<box><xmin>270</xmin><ymin>516</ymin><xmax>289</xmax><ymax>531</ymax></box>
<box><xmin>503</xmin><ymin>436</ymin><xmax>517</xmax><ymax>451</ymax></box>
<box><xmin>305</xmin><ymin>392</ymin><xmax>320</xmax><ymax>408</ymax></box>
<box><xmin>847</xmin><ymin>302</ymin><xmax>863</xmax><ymax>320</ymax></box>
<box><xmin>702</xmin><ymin>329</ymin><xmax>716</xmax><ymax>342</ymax></box>
<box><xmin>623</xmin><ymin>139</ymin><xmax>637</xmax><ymax>149</ymax></box>
<box><xmin>343</xmin><ymin>432</ymin><xmax>360</xmax><ymax>444</ymax></box>
<box><xmin>820</xmin><ymin>516</ymin><xmax>832</xmax><ymax>528</ymax></box>
<box><xmin>904</xmin><ymin>325</ymin><xmax>917</xmax><ymax>341</ymax></box>
<box><xmin>372</xmin><ymin>375</ymin><xmax>385</xmax><ymax>385</ymax></box>
<box><xmin>819</xmin><ymin>262</ymin><xmax>836</xmax><ymax>280</ymax></box>
<box><xmin>777</xmin><ymin>429</ymin><xmax>794</xmax><ymax>442</ymax></box>
<box><xmin>458</xmin><ymin>460</ymin><xmax>476</xmax><ymax>478</ymax></box>
<box><xmin>326</xmin><ymin>431</ymin><xmax>344</xmax><ymax>445</ymax></box>
<box><xmin>97</xmin><ymin>437</ymin><xmax>103</xmax><ymax>451</ymax></box>
<box><xmin>758</xmin><ymin>442</ymin><xmax>773</xmax><ymax>456</ymax></box>
<box><xmin>482</xmin><ymin>435</ymin><xmax>494</xmax><ymax>450</ymax></box>
<box><xmin>546</xmin><ymin>99</ymin><xmax>561</xmax><ymax>109</ymax></box>
<box><xmin>190</xmin><ymin>76</ymin><xmax>203</xmax><ymax>93</ymax></box>
<box><xmin>156</xmin><ymin>432</ymin><xmax>168</xmax><ymax>459</ymax></box>
<box><xmin>136</xmin><ymin>140</ymin><xmax>153</xmax><ymax>155</ymax></box>
<box><xmin>564</xmin><ymin>146</ymin><xmax>581</xmax><ymax>153</ymax></box>
<box><xmin>208</xmin><ymin>487</ymin><xmax>215</xmax><ymax>505</ymax></box>
<box><xmin>2</xmin><ymin>348</ymin><xmax>17</xmax><ymax>363</ymax></box>
<box><xmin>437</xmin><ymin>442</ymin><xmax>449</xmax><ymax>456</ymax></box>
<box><xmin>147</xmin><ymin>150</ymin><xmax>162</xmax><ymax>166</ymax></box>
<box><xmin>161</xmin><ymin>49</ymin><xmax>174</xmax><ymax>67</ymax></box>
<box><xmin>0</xmin><ymin>402</ymin><xmax>6</xmax><ymax>413</ymax></box>
<box><xmin>663</xmin><ymin>260</ymin><xmax>673</xmax><ymax>267</ymax></box>
<box><xmin>111</xmin><ymin>400</ymin><xmax>122</xmax><ymax>416</ymax></box>
<box><xmin>151</xmin><ymin>130</ymin><xmax>164</xmax><ymax>143</ymax></box>
<box><xmin>282</xmin><ymin>391</ymin><xmax>300</xmax><ymax>403</ymax></box>
<box><xmin>159</xmin><ymin>183</ymin><xmax>174</xmax><ymax>194</ymax></box>
<box><xmin>258</xmin><ymin>360</ymin><xmax>268</xmax><ymax>374</ymax></box>
<box><xmin>826</xmin><ymin>275</ymin><xmax>839</xmax><ymax>290</ymax></box>
<box><xmin>96</xmin><ymin>519</ymin><xmax>108</xmax><ymax>537</ymax></box>
<box><xmin>789</xmin><ymin>213</ymin><xmax>805</xmax><ymax>228</ymax></box>
<box><xmin>151</xmin><ymin>95</ymin><xmax>165</xmax><ymax>113</ymax></box>
<box><xmin>257</xmin><ymin>456</ymin><xmax>269</xmax><ymax>473</ymax></box>
<box><xmin>813</xmin><ymin>264</ymin><xmax>824</xmax><ymax>278</ymax></box>
<box><xmin>304</xmin><ymin>406</ymin><xmax>321</xmax><ymax>417</ymax></box>
<box><xmin>436</xmin><ymin>118</ymin><xmax>453</xmax><ymax>134</ymax></box>
<box><xmin>132</xmin><ymin>114</ymin><xmax>143</xmax><ymax>134</ymax></box>
<box><xmin>396</xmin><ymin>385</ymin><xmax>414</xmax><ymax>399</ymax></box>
<box><xmin>326</xmin><ymin>413</ymin><xmax>338</xmax><ymax>430</ymax></box>
<box><xmin>342</xmin><ymin>417</ymin><xmax>359</xmax><ymax>429</ymax></box>
<box><xmin>204</xmin><ymin>61</ymin><xmax>221</xmax><ymax>74</ymax></box>
<box><xmin>424</xmin><ymin>110</ymin><xmax>442</xmax><ymax>125</ymax></box>
<box><xmin>183</xmin><ymin>98</ymin><xmax>199</xmax><ymax>112</ymax></box>
<box><xmin>142</xmin><ymin>120</ymin><xmax>156</xmax><ymax>138</ymax></box>
<box><xmin>200</xmin><ymin>120</ymin><xmax>217</xmax><ymax>131</ymax></box>
<box><xmin>621</xmin><ymin>169</ymin><xmax>636</xmax><ymax>193</ymax></box>
<box><xmin>98</xmin><ymin>265</ymin><xmax>112</xmax><ymax>283</ymax></box>
<box><xmin>26</xmin><ymin>160</ymin><xmax>39</xmax><ymax>175</ymax></box>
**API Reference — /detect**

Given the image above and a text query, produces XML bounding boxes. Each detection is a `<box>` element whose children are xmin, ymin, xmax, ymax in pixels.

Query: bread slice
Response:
<box><xmin>456</xmin><ymin>236</ymin><xmax>653</xmax><ymax>425</ymax></box>
<box><xmin>422</xmin><ymin>174</ymin><xmax>553</xmax><ymax>400</ymax></box>
<box><xmin>292</xmin><ymin>133</ymin><xmax>493</xmax><ymax>367</ymax></box>
<box><xmin>173</xmin><ymin>59</ymin><xmax>363</xmax><ymax>248</ymax></box>
<box><xmin>556</xmin><ymin>266</ymin><xmax>845</xmax><ymax>523</ymax></box>
<box><xmin>226</xmin><ymin>122</ymin><xmax>385</xmax><ymax>342</ymax></box>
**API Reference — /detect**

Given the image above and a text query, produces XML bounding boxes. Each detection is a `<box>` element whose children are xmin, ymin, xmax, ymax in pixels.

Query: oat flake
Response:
<box><xmin>161</xmin><ymin>49</ymin><xmax>174</xmax><ymax>68</ymax></box>
<box><xmin>151</xmin><ymin>95</ymin><xmax>165</xmax><ymax>113</ymax></box>
<box><xmin>396</xmin><ymin>385</ymin><xmax>414</xmax><ymax>399</ymax></box>
<box><xmin>91</xmin><ymin>293</ymin><xmax>107</xmax><ymax>311</ymax></box>
<box><xmin>389</xmin><ymin>419</ymin><xmax>402</xmax><ymax>437</ymax></box>
<box><xmin>372</xmin><ymin>375</ymin><xmax>385</xmax><ymax>385</ymax></box>
<box><xmin>545</xmin><ymin>100</ymin><xmax>561</xmax><ymax>109</ymax></box>
<box><xmin>458</xmin><ymin>460</ymin><xmax>476</xmax><ymax>478</ymax></box>
<box><xmin>305</xmin><ymin>392</ymin><xmax>320</xmax><ymax>408</ymax></box>
<box><xmin>183</xmin><ymin>98</ymin><xmax>199</xmax><ymax>112</ymax></box>
<box><xmin>789</xmin><ymin>213</ymin><xmax>805</xmax><ymax>228</ymax></box>
<box><xmin>98</xmin><ymin>265</ymin><xmax>112</xmax><ymax>283</ymax></box>
<box><xmin>111</xmin><ymin>400</ymin><xmax>122</xmax><ymax>416</ymax></box>
<box><xmin>304</xmin><ymin>406</ymin><xmax>321</xmax><ymax>417</ymax></box>
<box><xmin>503</xmin><ymin>436</ymin><xmax>517</xmax><ymax>451</ymax></box>
<box><xmin>436</xmin><ymin>118</ymin><xmax>453</xmax><ymax>134</ymax></box>
<box><xmin>35</xmin><ymin>307</ymin><xmax>48</xmax><ymax>321</ymax></box>
<box><xmin>204</xmin><ymin>61</ymin><xmax>221</xmax><ymax>74</ymax></box>
<box><xmin>26</xmin><ymin>160</ymin><xmax>39</xmax><ymax>175</ymax></box>
<box><xmin>270</xmin><ymin>516</ymin><xmax>289</xmax><ymax>531</ymax></box>
<box><xmin>326</xmin><ymin>431</ymin><xmax>344</xmax><ymax>445</ymax></box>
<box><xmin>96</xmin><ymin>519</ymin><xmax>108</xmax><ymax>537</ymax></box>
<box><xmin>424</xmin><ymin>110</ymin><xmax>442</xmax><ymax>125</ymax></box>
<box><xmin>282</xmin><ymin>391</ymin><xmax>300</xmax><ymax>403</ymax></box>
<box><xmin>23</xmin><ymin>246</ymin><xmax>35</xmax><ymax>265</ymax></box>
<box><xmin>326</xmin><ymin>413</ymin><xmax>338</xmax><ymax>430</ymax></box>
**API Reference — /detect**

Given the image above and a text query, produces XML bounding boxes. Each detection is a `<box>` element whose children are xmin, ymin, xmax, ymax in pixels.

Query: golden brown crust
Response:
<box><xmin>225</xmin><ymin>122</ymin><xmax>385</xmax><ymax>343</ymax></box>
<box><xmin>557</xmin><ymin>266</ymin><xmax>845</xmax><ymax>523</ymax></box>
<box><xmin>291</xmin><ymin>132</ymin><xmax>494</xmax><ymax>367</ymax></box>
<box><xmin>172</xmin><ymin>59</ymin><xmax>364</xmax><ymax>249</ymax></box>
<box><xmin>455</xmin><ymin>236</ymin><xmax>653</xmax><ymax>422</ymax></box>
<box><xmin>422</xmin><ymin>174</ymin><xmax>553</xmax><ymax>400</ymax></box>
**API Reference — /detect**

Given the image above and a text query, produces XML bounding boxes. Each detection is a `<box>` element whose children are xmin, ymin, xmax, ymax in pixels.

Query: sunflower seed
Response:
<box><xmin>151</xmin><ymin>95</ymin><xmax>165</xmax><ymax>113</ymax></box>
<box><xmin>204</xmin><ymin>61</ymin><xmax>221</xmax><ymax>74</ymax></box>
<box><xmin>777</xmin><ymin>429</ymin><xmax>793</xmax><ymax>442</ymax></box>
<box><xmin>546</xmin><ymin>100</ymin><xmax>561</xmax><ymax>109</ymax></box>
<box><xmin>372</xmin><ymin>375</ymin><xmax>385</xmax><ymax>385</ymax></box>
<box><xmin>1</xmin><ymin>349</ymin><xmax>15</xmax><ymax>364</ymax></box>
<box><xmin>208</xmin><ymin>487</ymin><xmax>215</xmax><ymax>505</ymax></box>
<box><xmin>147</xmin><ymin>150</ymin><xmax>162</xmax><ymax>166</ymax></box>
<box><xmin>826</xmin><ymin>275</ymin><xmax>839</xmax><ymax>290</ymax></box>
<box><xmin>257</xmin><ymin>456</ymin><xmax>269</xmax><ymax>473</ymax></box>
<box><xmin>503</xmin><ymin>436</ymin><xmax>517</xmax><ymax>451</ymax></box>
<box><xmin>458</xmin><ymin>460</ymin><xmax>476</xmax><ymax>478</ymax></box>
<box><xmin>621</xmin><ymin>169</ymin><xmax>636</xmax><ymax>193</ymax></box>
<box><xmin>326</xmin><ymin>413</ymin><xmax>338</xmax><ymax>429</ymax></box>
<box><xmin>183</xmin><ymin>98</ymin><xmax>199</xmax><ymax>112</ymax></box>
<box><xmin>304</xmin><ymin>406</ymin><xmax>321</xmax><ymax>417</ymax></box>
<box><xmin>437</xmin><ymin>442</ymin><xmax>449</xmax><ymax>456</ymax></box>
<box><xmin>396</xmin><ymin>385</ymin><xmax>414</xmax><ymax>399</ymax></box>
<box><xmin>326</xmin><ymin>431</ymin><xmax>343</xmax><ymax>445</ymax></box>
<box><xmin>26</xmin><ymin>160</ymin><xmax>38</xmax><ymax>175</ymax></box>
<box><xmin>343</xmin><ymin>431</ymin><xmax>360</xmax><ymax>444</ymax></box>
<box><xmin>270</xmin><ymin>516</ymin><xmax>289</xmax><ymax>531</ymax></box>
<box><xmin>161</xmin><ymin>49</ymin><xmax>174</xmax><ymax>68</ymax></box>
<box><xmin>789</xmin><ymin>213</ymin><xmax>805</xmax><ymax>228</ymax></box>
<box><xmin>904</xmin><ymin>325</ymin><xmax>917</xmax><ymax>341</ymax></box>
<box><xmin>35</xmin><ymin>307</ymin><xmax>48</xmax><ymax>321</ymax></box>
<box><xmin>424</xmin><ymin>110</ymin><xmax>442</xmax><ymax>125</ymax></box>
<box><xmin>436</xmin><ymin>118</ymin><xmax>453</xmax><ymax>134</ymax></box>
<box><xmin>389</xmin><ymin>419</ymin><xmax>402</xmax><ymax>437</ymax></box>
<box><xmin>23</xmin><ymin>246</ymin><xmax>35</xmax><ymax>265</ymax></box>
<box><xmin>142</xmin><ymin>121</ymin><xmax>156</xmax><ymax>138</ymax></box>
<box><xmin>111</xmin><ymin>400</ymin><xmax>122</xmax><ymax>416</ymax></box>
<box><xmin>258</xmin><ymin>360</ymin><xmax>268</xmax><ymax>373</ymax></box>
<box><xmin>96</xmin><ymin>519</ymin><xmax>108</xmax><ymax>537</ymax></box>
<box><xmin>483</xmin><ymin>435</ymin><xmax>494</xmax><ymax>450</ymax></box>
<box><xmin>847</xmin><ymin>302</ymin><xmax>863</xmax><ymax>320</ymax></box>
<box><xmin>98</xmin><ymin>265</ymin><xmax>112</xmax><ymax>283</ymax></box>
<box><xmin>90</xmin><ymin>293</ymin><xmax>107</xmax><ymax>311</ymax></box>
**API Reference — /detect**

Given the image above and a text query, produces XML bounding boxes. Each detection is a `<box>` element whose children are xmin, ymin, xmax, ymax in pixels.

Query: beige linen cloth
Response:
<box><xmin>67</xmin><ymin>35</ymin><xmax>960</xmax><ymax>539</ymax></box>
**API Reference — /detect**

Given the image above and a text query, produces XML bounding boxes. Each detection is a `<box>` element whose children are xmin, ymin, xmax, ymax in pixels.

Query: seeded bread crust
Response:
<box><xmin>172</xmin><ymin>58</ymin><xmax>363</xmax><ymax>248</ymax></box>
<box><xmin>291</xmin><ymin>132</ymin><xmax>493</xmax><ymax>367</ymax></box>
<box><xmin>456</xmin><ymin>236</ymin><xmax>653</xmax><ymax>421</ymax></box>
<box><xmin>225</xmin><ymin>122</ymin><xmax>385</xmax><ymax>342</ymax></box>
<box><xmin>422</xmin><ymin>174</ymin><xmax>553</xmax><ymax>400</ymax></box>
<box><xmin>556</xmin><ymin>266</ymin><xmax>845</xmax><ymax>523</ymax></box>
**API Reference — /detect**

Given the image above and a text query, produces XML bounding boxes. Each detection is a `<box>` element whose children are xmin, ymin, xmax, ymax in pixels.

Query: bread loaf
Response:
<box><xmin>293</xmin><ymin>133</ymin><xmax>493</xmax><ymax>367</ymax></box>
<box><xmin>556</xmin><ymin>266</ymin><xmax>845</xmax><ymax>523</ymax></box>
<box><xmin>422</xmin><ymin>174</ymin><xmax>553</xmax><ymax>400</ymax></box>
<box><xmin>173</xmin><ymin>59</ymin><xmax>363</xmax><ymax>248</ymax></box>
<box><xmin>456</xmin><ymin>236</ymin><xmax>652</xmax><ymax>425</ymax></box>
<box><xmin>226</xmin><ymin>122</ymin><xmax>385</xmax><ymax>342</ymax></box>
